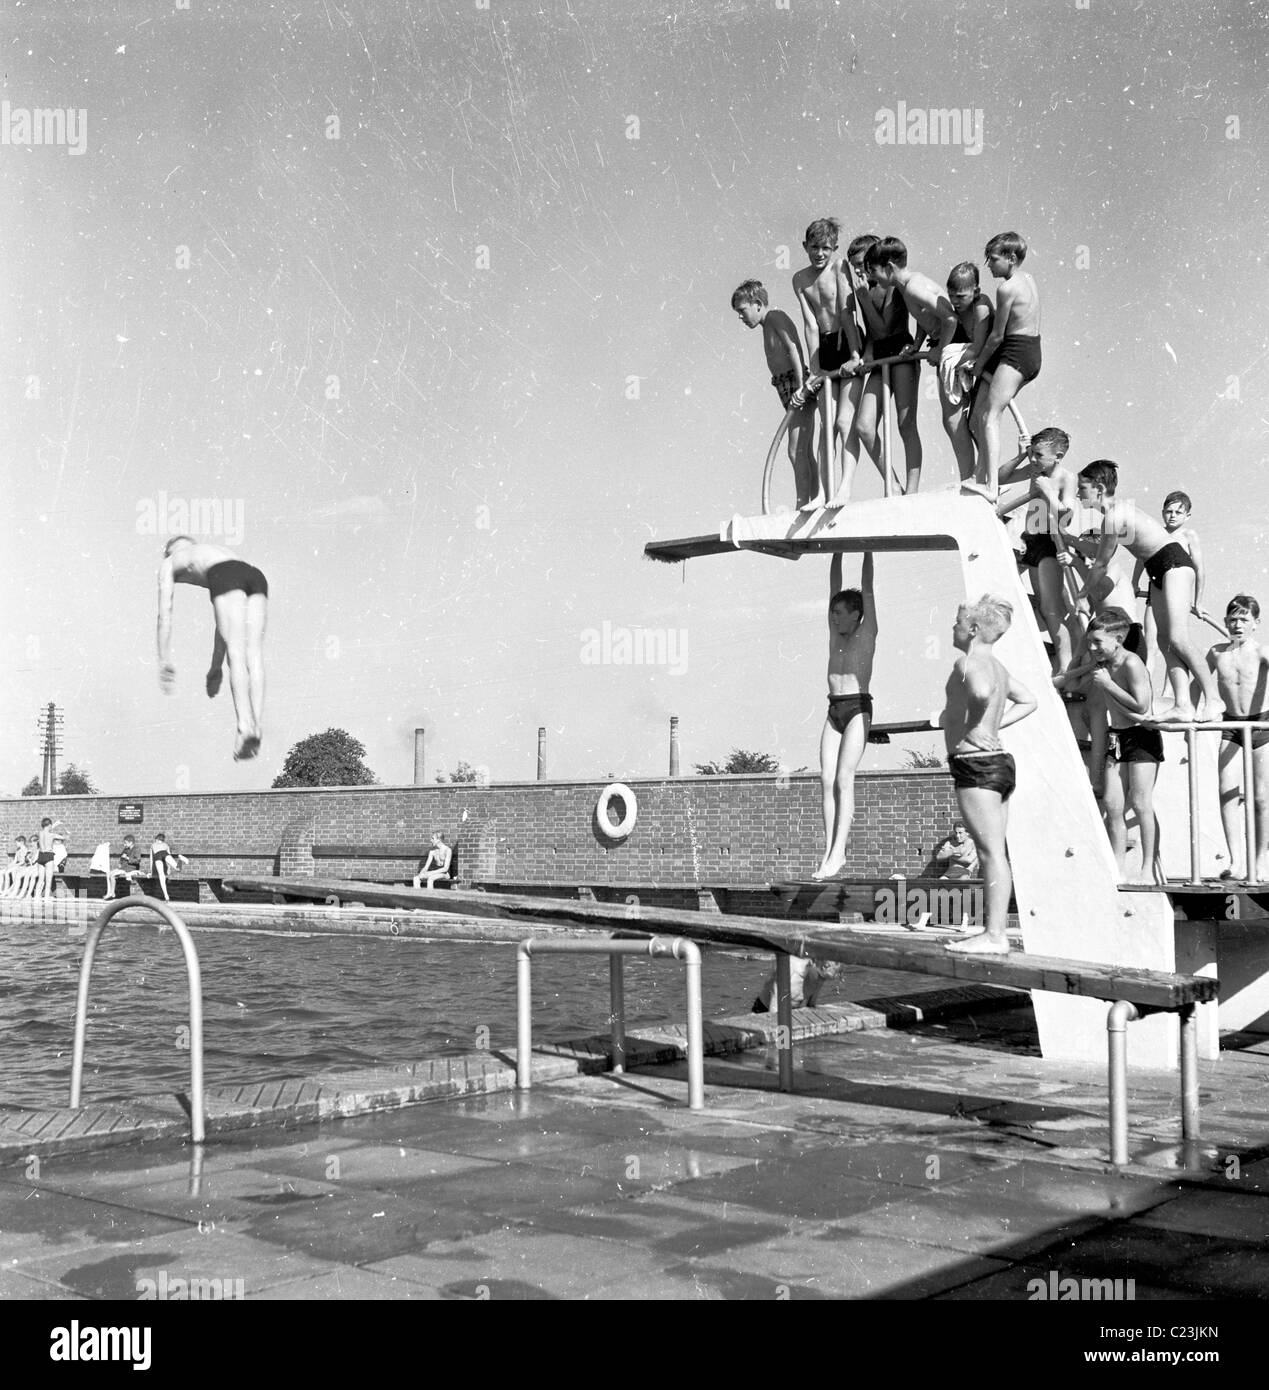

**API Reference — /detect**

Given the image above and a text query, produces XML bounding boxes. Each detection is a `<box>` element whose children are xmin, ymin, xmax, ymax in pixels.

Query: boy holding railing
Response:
<box><xmin>1134</xmin><ymin>492</ymin><xmax>1211</xmax><ymax>672</ymax></box>
<box><xmin>860</xmin><ymin>236</ymin><xmax>957</xmax><ymax>494</ymax></box>
<box><xmin>940</xmin><ymin>262</ymin><xmax>995</xmax><ymax>480</ymax></box>
<box><xmin>731</xmin><ymin>279</ymin><xmax>820</xmax><ymax>510</ymax></box>
<box><xmin>965</xmin><ymin>232</ymin><xmax>1042</xmax><ymax>503</ymax></box>
<box><xmin>792</xmin><ymin>217</ymin><xmax>863</xmax><ymax>509</ymax></box>
<box><xmin>1207</xmin><ymin>595</ymin><xmax>1269</xmax><ymax>881</ymax></box>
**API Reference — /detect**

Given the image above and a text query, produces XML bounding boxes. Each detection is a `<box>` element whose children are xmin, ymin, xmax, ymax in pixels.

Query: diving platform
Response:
<box><xmin>644</xmin><ymin>491</ymin><xmax>1217</xmax><ymax>1068</ymax></box>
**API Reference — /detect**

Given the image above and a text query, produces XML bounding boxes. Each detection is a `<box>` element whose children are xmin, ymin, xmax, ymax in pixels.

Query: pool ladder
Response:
<box><xmin>69</xmin><ymin>896</ymin><xmax>205</xmax><ymax>1143</ymax></box>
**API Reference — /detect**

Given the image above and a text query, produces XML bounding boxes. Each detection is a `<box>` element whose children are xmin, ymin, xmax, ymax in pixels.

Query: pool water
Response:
<box><xmin>0</xmin><ymin>918</ymin><xmax>775</xmax><ymax>1108</ymax></box>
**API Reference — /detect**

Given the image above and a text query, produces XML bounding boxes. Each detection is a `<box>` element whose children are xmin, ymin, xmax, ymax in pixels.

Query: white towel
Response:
<box><xmin>939</xmin><ymin>343</ymin><xmax>975</xmax><ymax>405</ymax></box>
<box><xmin>89</xmin><ymin>842</ymin><xmax>111</xmax><ymax>873</ymax></box>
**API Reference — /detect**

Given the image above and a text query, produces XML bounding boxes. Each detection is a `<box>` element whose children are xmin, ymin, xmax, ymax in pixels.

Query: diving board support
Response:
<box><xmin>648</xmin><ymin>490</ymin><xmax>1195</xmax><ymax>1067</ymax></box>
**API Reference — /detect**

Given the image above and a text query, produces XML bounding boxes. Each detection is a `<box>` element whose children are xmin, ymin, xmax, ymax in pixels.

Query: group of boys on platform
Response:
<box><xmin>732</xmin><ymin>220</ymin><xmax>1268</xmax><ymax>953</ymax></box>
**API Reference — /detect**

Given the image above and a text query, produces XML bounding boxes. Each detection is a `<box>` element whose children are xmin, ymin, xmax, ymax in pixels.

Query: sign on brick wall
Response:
<box><xmin>118</xmin><ymin>802</ymin><xmax>144</xmax><ymax>825</ymax></box>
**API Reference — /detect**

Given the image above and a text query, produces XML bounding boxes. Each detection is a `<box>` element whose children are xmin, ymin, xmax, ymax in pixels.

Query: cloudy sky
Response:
<box><xmin>2</xmin><ymin>0</ymin><xmax>1266</xmax><ymax>794</ymax></box>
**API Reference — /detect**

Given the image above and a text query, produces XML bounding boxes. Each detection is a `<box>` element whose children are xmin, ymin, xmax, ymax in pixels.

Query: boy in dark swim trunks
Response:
<box><xmin>1207</xmin><ymin>595</ymin><xmax>1269</xmax><ymax>880</ymax></box>
<box><xmin>965</xmin><ymin>232</ymin><xmax>1042</xmax><ymax>503</ymax></box>
<box><xmin>858</xmin><ymin>237</ymin><xmax>957</xmax><ymax>494</ymax></box>
<box><xmin>1133</xmin><ymin>492</ymin><xmax>1210</xmax><ymax>672</ymax></box>
<box><xmin>732</xmin><ymin>279</ymin><xmax>821</xmax><ymax>510</ymax></box>
<box><xmin>994</xmin><ymin>426</ymin><xmax>1077</xmax><ymax>672</ymax></box>
<box><xmin>941</xmin><ymin>595</ymin><xmax>1037</xmax><ymax>953</ymax></box>
<box><xmin>792</xmin><ymin>219</ymin><xmax>864</xmax><ymax>510</ymax></box>
<box><xmin>1077</xmin><ymin>462</ymin><xmax>1220</xmax><ymax>722</ymax></box>
<box><xmin>813</xmin><ymin>552</ymin><xmax>877</xmax><ymax>881</ymax></box>
<box><xmin>158</xmin><ymin>537</ymin><xmax>269</xmax><ymax>760</ymax></box>
<box><xmin>1075</xmin><ymin>608</ymin><xmax>1163</xmax><ymax>884</ymax></box>
<box><xmin>940</xmin><ymin>262</ymin><xmax>994</xmax><ymax>480</ymax></box>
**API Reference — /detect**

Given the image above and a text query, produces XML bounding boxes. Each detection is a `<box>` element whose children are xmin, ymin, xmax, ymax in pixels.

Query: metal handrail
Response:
<box><xmin>69</xmin><ymin>895</ymin><xmax>205</xmax><ymax>1143</ymax></box>
<box><xmin>516</xmin><ymin>936</ymin><xmax>704</xmax><ymax>1109</ymax></box>
<box><xmin>1145</xmin><ymin>720</ymin><xmax>1268</xmax><ymax>886</ymax></box>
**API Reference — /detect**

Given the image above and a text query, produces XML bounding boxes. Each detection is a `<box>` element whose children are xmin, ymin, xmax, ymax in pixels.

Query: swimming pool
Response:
<box><xmin>0</xmin><ymin>915</ymin><xmax>773</xmax><ymax>1109</ymax></box>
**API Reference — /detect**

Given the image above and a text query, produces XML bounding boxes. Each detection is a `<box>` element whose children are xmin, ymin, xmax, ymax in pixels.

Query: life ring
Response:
<box><xmin>596</xmin><ymin>783</ymin><xmax>637</xmax><ymax>841</ymax></box>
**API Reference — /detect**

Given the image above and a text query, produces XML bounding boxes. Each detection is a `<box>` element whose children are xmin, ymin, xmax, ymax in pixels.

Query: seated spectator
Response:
<box><xmin>150</xmin><ymin>833</ymin><xmax>191</xmax><ymax>901</ymax></box>
<box><xmin>90</xmin><ymin>839</ymin><xmax>144</xmax><ymax>899</ymax></box>
<box><xmin>935</xmin><ymin>821</ymin><xmax>980</xmax><ymax>879</ymax></box>
<box><xmin>412</xmin><ymin>832</ymin><xmax>453</xmax><ymax>890</ymax></box>
<box><xmin>0</xmin><ymin>836</ymin><xmax>30</xmax><ymax>894</ymax></box>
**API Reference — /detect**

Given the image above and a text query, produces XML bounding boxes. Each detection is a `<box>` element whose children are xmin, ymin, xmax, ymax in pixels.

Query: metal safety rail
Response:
<box><xmin>69</xmin><ymin>895</ymin><xmax>205</xmax><ymax>1143</ymax></box>
<box><xmin>516</xmin><ymin>936</ymin><xmax>704</xmax><ymax>1110</ymax></box>
<box><xmin>1152</xmin><ymin>720</ymin><xmax>1269</xmax><ymax>886</ymax></box>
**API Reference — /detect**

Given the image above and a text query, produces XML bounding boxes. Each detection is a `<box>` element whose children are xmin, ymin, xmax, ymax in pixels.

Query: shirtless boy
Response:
<box><xmin>1077</xmin><ymin>462</ymin><xmax>1219</xmax><ymax>721</ymax></box>
<box><xmin>1076</xmin><ymin>608</ymin><xmax>1163</xmax><ymax>883</ymax></box>
<box><xmin>413</xmin><ymin>832</ymin><xmax>453</xmax><ymax>890</ymax></box>
<box><xmin>942</xmin><ymin>595</ymin><xmax>1037</xmax><ymax>953</ymax></box>
<box><xmin>860</xmin><ymin>236</ymin><xmax>957</xmax><ymax>494</ymax></box>
<box><xmin>994</xmin><ymin>426</ymin><xmax>1077</xmax><ymax>671</ymax></box>
<box><xmin>940</xmin><ymin>262</ymin><xmax>995</xmax><ymax>480</ymax></box>
<box><xmin>732</xmin><ymin>279</ymin><xmax>821</xmax><ymax>510</ymax></box>
<box><xmin>1134</xmin><ymin>492</ymin><xmax>1210</xmax><ymax>671</ymax></box>
<box><xmin>1207</xmin><ymin>595</ymin><xmax>1269</xmax><ymax>881</ymax></box>
<box><xmin>813</xmin><ymin>552</ymin><xmax>877</xmax><ymax>880</ymax></box>
<box><xmin>158</xmin><ymin>537</ymin><xmax>269</xmax><ymax>760</ymax></box>
<box><xmin>792</xmin><ymin>218</ymin><xmax>862</xmax><ymax>510</ymax></box>
<box><xmin>965</xmin><ymin>232</ymin><xmax>1042</xmax><ymax>502</ymax></box>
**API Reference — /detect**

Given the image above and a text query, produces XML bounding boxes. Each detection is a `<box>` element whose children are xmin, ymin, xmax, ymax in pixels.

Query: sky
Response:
<box><xmin>2</xmin><ymin>0</ymin><xmax>1267</xmax><ymax>795</ymax></box>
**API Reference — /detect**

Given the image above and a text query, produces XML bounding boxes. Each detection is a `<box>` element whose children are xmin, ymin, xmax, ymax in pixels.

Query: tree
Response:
<box><xmin>435</xmin><ymin>760</ymin><xmax>486</xmax><ymax>785</ymax></box>
<box><xmin>57</xmin><ymin>763</ymin><xmax>97</xmax><ymax>795</ymax></box>
<box><xmin>272</xmin><ymin>729</ymin><xmax>378</xmax><ymax>788</ymax></box>
<box><xmin>20</xmin><ymin>776</ymin><xmax>43</xmax><ymax>797</ymax></box>
<box><xmin>694</xmin><ymin>748</ymin><xmax>780</xmax><ymax>775</ymax></box>
<box><xmin>903</xmin><ymin>749</ymin><xmax>946</xmax><ymax>769</ymax></box>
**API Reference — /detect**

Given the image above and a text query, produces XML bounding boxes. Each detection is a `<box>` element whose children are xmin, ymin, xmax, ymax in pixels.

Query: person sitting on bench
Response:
<box><xmin>413</xmin><ymin>832</ymin><xmax>453</xmax><ymax>890</ymax></box>
<box><xmin>935</xmin><ymin>821</ymin><xmax>979</xmax><ymax>880</ymax></box>
<box><xmin>150</xmin><ymin>833</ymin><xmax>191</xmax><ymax>901</ymax></box>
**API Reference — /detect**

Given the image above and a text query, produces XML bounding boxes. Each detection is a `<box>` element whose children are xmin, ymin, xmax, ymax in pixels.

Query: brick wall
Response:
<box><xmin>3</xmin><ymin>771</ymin><xmax>959</xmax><ymax>885</ymax></box>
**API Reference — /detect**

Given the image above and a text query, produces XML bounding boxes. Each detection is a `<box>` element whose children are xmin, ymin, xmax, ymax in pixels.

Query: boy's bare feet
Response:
<box><xmin>206</xmin><ymin>668</ymin><xmax>223</xmax><ymax>698</ymax></box>
<box><xmin>945</xmin><ymin>932</ymin><xmax>1010</xmax><ymax>954</ymax></box>
<box><xmin>800</xmin><ymin>493</ymin><xmax>827</xmax><ymax>513</ymax></box>
<box><xmin>233</xmin><ymin>730</ymin><xmax>259</xmax><ymax>760</ymax></box>
<box><xmin>826</xmin><ymin>489</ymin><xmax>852</xmax><ymax>508</ymax></box>
<box><xmin>810</xmin><ymin>855</ymin><xmax>845</xmax><ymax>881</ymax></box>
<box><xmin>959</xmin><ymin>480</ymin><xmax>998</xmax><ymax>504</ymax></box>
<box><xmin>1151</xmin><ymin>701</ymin><xmax>1195</xmax><ymax>724</ymax></box>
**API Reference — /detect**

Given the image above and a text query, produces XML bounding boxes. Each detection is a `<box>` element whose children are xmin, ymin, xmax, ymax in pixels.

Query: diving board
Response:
<box><xmin>646</xmin><ymin>490</ymin><xmax>1201</xmax><ymax>1067</ymax></box>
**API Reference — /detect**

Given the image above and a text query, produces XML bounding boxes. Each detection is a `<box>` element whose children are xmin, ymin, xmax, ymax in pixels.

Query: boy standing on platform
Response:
<box><xmin>942</xmin><ymin>596</ymin><xmax>1037</xmax><ymax>953</ymax></box>
<box><xmin>1207</xmin><ymin>595</ymin><xmax>1269</xmax><ymax>881</ymax></box>
<box><xmin>732</xmin><ymin>279</ymin><xmax>820</xmax><ymax>510</ymax></box>
<box><xmin>965</xmin><ymin>232</ymin><xmax>1042</xmax><ymax>502</ymax></box>
<box><xmin>792</xmin><ymin>218</ymin><xmax>863</xmax><ymax>510</ymax></box>
<box><xmin>1134</xmin><ymin>491</ymin><xmax>1209</xmax><ymax>671</ymax></box>
<box><xmin>1077</xmin><ymin>462</ymin><xmax>1220</xmax><ymax>721</ymax></box>
<box><xmin>813</xmin><ymin>552</ymin><xmax>877</xmax><ymax>881</ymax></box>
<box><xmin>861</xmin><ymin>236</ymin><xmax>958</xmax><ymax>494</ymax></box>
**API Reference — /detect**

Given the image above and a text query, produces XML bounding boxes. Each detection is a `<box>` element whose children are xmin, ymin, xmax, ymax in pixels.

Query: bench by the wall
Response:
<box><xmin>61</xmin><ymin>873</ymin><xmax>200</xmax><ymax>904</ymax></box>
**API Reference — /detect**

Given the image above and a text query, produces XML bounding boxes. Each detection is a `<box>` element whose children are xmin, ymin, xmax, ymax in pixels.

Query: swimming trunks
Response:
<box><xmin>1143</xmin><ymin>541</ymin><xmax>1196</xmax><ymax>592</ymax></box>
<box><xmin>827</xmin><ymin>692</ymin><xmax>873</xmax><ymax>734</ymax></box>
<box><xmin>1018</xmin><ymin>531</ymin><xmax>1058</xmax><ymax>568</ymax></box>
<box><xmin>206</xmin><ymin>560</ymin><xmax>269</xmax><ymax>602</ymax></box>
<box><xmin>35</xmin><ymin>851</ymin><xmax>54</xmax><ymax>866</ymax></box>
<box><xmin>1124</xmin><ymin>622</ymin><xmax>1145</xmax><ymax>659</ymax></box>
<box><xmin>771</xmin><ymin>370</ymin><xmax>819</xmax><ymax>411</ymax></box>
<box><xmin>817</xmin><ymin>330</ymin><xmax>854</xmax><ymax>373</ymax></box>
<box><xmin>1107</xmin><ymin>725</ymin><xmax>1164</xmax><ymax>764</ymax></box>
<box><xmin>948</xmin><ymin>751</ymin><xmax>1016</xmax><ymax>800</ymax></box>
<box><xmin>1220</xmin><ymin>711</ymin><xmax>1269</xmax><ymax>750</ymax></box>
<box><xmin>871</xmin><ymin>330</ymin><xmax>917</xmax><ymax>364</ymax></box>
<box><xmin>983</xmin><ymin>333</ymin><xmax>1042</xmax><ymax>384</ymax></box>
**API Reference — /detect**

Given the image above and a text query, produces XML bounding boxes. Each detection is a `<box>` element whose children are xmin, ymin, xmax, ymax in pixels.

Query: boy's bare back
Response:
<box><xmin>761</xmin><ymin>308</ymin><xmax>804</xmax><ymax>378</ymax></box>
<box><xmin>996</xmin><ymin>271</ymin><xmax>1041</xmax><ymax>336</ymax></box>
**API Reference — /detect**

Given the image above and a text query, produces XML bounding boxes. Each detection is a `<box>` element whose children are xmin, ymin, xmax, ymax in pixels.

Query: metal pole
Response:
<box><xmin>820</xmin><ymin>371</ymin><xmax>834</xmax><ymax>504</ymax></box>
<box><xmin>516</xmin><ymin>941</ymin><xmax>533</xmax><ymax>1090</ymax></box>
<box><xmin>1107</xmin><ymin>1000</ymin><xmax>1138</xmax><ymax>1166</ymax></box>
<box><xmin>413</xmin><ymin>727</ymin><xmax>426</xmax><ymax>786</ymax></box>
<box><xmin>775</xmin><ymin>952</ymin><xmax>794</xmax><ymax>1093</ymax></box>
<box><xmin>881</xmin><ymin>364</ymin><xmax>892</xmax><ymax>498</ymax></box>
<box><xmin>536</xmin><ymin>727</ymin><xmax>546</xmax><ymax>782</ymax></box>
<box><xmin>1243</xmin><ymin>727</ymin><xmax>1257</xmax><ymax>884</ymax></box>
<box><xmin>681</xmin><ymin>940</ymin><xmax>704</xmax><ymax>1111</ymax></box>
<box><xmin>70</xmin><ymin>896</ymin><xmax>205</xmax><ymax>1144</ymax></box>
<box><xmin>609</xmin><ymin>952</ymin><xmax>626</xmax><ymax>1073</ymax></box>
<box><xmin>669</xmin><ymin>715</ymin><xmax>680</xmax><ymax>778</ymax></box>
<box><xmin>1186</xmin><ymin>727</ymin><xmax>1201</xmax><ymax>885</ymax></box>
<box><xmin>1179</xmin><ymin>1004</ymin><xmax>1199</xmax><ymax>1142</ymax></box>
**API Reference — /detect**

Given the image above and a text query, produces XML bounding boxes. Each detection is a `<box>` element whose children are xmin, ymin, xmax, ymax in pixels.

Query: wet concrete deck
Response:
<box><xmin>3</xmin><ymin>999</ymin><xmax>1267</xmax><ymax>1304</ymax></box>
